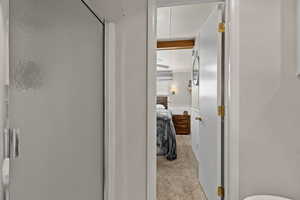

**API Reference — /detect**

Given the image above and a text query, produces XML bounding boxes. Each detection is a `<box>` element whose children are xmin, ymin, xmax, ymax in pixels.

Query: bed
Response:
<box><xmin>156</xmin><ymin>96</ymin><xmax>177</xmax><ymax>161</ymax></box>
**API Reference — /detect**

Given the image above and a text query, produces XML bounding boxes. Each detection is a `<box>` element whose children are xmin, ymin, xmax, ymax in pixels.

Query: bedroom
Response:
<box><xmin>156</xmin><ymin>2</ymin><xmax>225</xmax><ymax>200</ymax></box>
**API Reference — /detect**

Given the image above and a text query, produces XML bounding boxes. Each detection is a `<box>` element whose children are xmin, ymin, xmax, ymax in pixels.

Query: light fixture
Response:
<box><xmin>170</xmin><ymin>85</ymin><xmax>177</xmax><ymax>95</ymax></box>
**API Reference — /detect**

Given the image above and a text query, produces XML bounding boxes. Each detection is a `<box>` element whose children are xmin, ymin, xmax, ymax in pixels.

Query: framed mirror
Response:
<box><xmin>192</xmin><ymin>51</ymin><xmax>200</xmax><ymax>86</ymax></box>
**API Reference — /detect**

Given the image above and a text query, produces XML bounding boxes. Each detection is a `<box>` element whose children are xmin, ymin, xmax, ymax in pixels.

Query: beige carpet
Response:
<box><xmin>157</xmin><ymin>135</ymin><xmax>207</xmax><ymax>200</ymax></box>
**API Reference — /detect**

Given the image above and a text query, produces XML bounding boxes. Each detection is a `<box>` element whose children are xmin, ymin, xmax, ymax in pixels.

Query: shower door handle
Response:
<box><xmin>2</xmin><ymin>158</ymin><xmax>10</xmax><ymax>188</ymax></box>
<box><xmin>2</xmin><ymin>128</ymin><xmax>11</xmax><ymax>200</ymax></box>
<box><xmin>2</xmin><ymin>128</ymin><xmax>11</xmax><ymax>187</ymax></box>
<box><xmin>11</xmin><ymin>128</ymin><xmax>20</xmax><ymax>158</ymax></box>
<box><xmin>2</xmin><ymin>157</ymin><xmax>10</xmax><ymax>200</ymax></box>
<box><xmin>2</xmin><ymin>128</ymin><xmax>20</xmax><ymax>200</ymax></box>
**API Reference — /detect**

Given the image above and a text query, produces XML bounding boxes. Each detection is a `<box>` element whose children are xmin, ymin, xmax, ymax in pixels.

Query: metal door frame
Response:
<box><xmin>0</xmin><ymin>1</ymin><xmax>107</xmax><ymax>200</ymax></box>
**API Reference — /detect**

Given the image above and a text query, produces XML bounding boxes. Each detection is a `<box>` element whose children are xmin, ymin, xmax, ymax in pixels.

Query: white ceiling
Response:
<box><xmin>157</xmin><ymin>50</ymin><xmax>193</xmax><ymax>72</ymax></box>
<box><xmin>157</xmin><ymin>3</ymin><xmax>217</xmax><ymax>72</ymax></box>
<box><xmin>157</xmin><ymin>3</ymin><xmax>217</xmax><ymax>40</ymax></box>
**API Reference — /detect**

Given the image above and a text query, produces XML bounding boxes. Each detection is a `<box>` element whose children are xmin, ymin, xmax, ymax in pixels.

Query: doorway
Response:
<box><xmin>151</xmin><ymin>1</ymin><xmax>226</xmax><ymax>200</ymax></box>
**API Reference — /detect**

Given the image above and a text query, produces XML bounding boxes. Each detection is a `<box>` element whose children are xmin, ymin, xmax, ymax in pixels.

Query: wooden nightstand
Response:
<box><xmin>172</xmin><ymin>114</ymin><xmax>191</xmax><ymax>135</ymax></box>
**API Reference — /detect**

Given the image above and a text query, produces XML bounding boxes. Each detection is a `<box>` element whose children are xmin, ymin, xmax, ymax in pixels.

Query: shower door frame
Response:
<box><xmin>0</xmin><ymin>1</ymin><xmax>115</xmax><ymax>200</ymax></box>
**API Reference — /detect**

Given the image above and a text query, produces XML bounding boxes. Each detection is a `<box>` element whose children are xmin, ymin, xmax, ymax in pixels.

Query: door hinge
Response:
<box><xmin>218</xmin><ymin>23</ymin><xmax>225</xmax><ymax>33</ymax></box>
<box><xmin>217</xmin><ymin>186</ymin><xmax>225</xmax><ymax>197</ymax></box>
<box><xmin>218</xmin><ymin>105</ymin><xmax>225</xmax><ymax>117</ymax></box>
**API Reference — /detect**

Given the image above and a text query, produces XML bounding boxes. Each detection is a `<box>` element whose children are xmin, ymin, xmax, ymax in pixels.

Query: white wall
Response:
<box><xmin>157</xmin><ymin>79</ymin><xmax>170</xmax><ymax>96</ymax></box>
<box><xmin>73</xmin><ymin>1</ymin><xmax>148</xmax><ymax>200</ymax></box>
<box><xmin>113</xmin><ymin>1</ymin><xmax>148</xmax><ymax>200</ymax></box>
<box><xmin>89</xmin><ymin>0</ymin><xmax>148</xmax><ymax>199</ymax></box>
<box><xmin>97</xmin><ymin>0</ymin><xmax>300</xmax><ymax>200</ymax></box>
<box><xmin>157</xmin><ymin>72</ymin><xmax>191</xmax><ymax>103</ymax></box>
<box><xmin>157</xmin><ymin>72</ymin><xmax>192</xmax><ymax>114</ymax></box>
<box><xmin>95</xmin><ymin>0</ymin><xmax>300</xmax><ymax>199</ymax></box>
<box><xmin>0</xmin><ymin>1</ymin><xmax>148</xmax><ymax>200</ymax></box>
<box><xmin>238</xmin><ymin>0</ymin><xmax>300</xmax><ymax>199</ymax></box>
<box><xmin>169</xmin><ymin>72</ymin><xmax>192</xmax><ymax>107</ymax></box>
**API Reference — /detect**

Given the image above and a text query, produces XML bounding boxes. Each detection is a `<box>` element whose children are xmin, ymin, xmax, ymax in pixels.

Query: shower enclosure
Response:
<box><xmin>0</xmin><ymin>0</ymin><xmax>105</xmax><ymax>200</ymax></box>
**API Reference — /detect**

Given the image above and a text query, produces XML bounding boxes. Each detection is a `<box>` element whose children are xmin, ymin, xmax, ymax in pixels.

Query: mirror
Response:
<box><xmin>193</xmin><ymin>52</ymin><xmax>200</xmax><ymax>86</ymax></box>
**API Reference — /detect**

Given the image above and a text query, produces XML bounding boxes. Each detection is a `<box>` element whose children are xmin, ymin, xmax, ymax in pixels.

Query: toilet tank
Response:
<box><xmin>244</xmin><ymin>195</ymin><xmax>292</xmax><ymax>200</ymax></box>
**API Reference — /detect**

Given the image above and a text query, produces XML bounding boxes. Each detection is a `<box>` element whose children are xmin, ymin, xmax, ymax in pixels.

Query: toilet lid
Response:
<box><xmin>244</xmin><ymin>195</ymin><xmax>292</xmax><ymax>200</ymax></box>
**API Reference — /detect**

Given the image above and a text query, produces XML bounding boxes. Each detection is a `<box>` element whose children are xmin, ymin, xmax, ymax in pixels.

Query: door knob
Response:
<box><xmin>195</xmin><ymin>117</ymin><xmax>203</xmax><ymax>121</ymax></box>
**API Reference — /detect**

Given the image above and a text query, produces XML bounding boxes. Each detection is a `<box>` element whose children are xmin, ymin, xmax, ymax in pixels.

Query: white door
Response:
<box><xmin>197</xmin><ymin>6</ymin><xmax>224</xmax><ymax>200</ymax></box>
<box><xmin>1</xmin><ymin>0</ymin><xmax>104</xmax><ymax>200</ymax></box>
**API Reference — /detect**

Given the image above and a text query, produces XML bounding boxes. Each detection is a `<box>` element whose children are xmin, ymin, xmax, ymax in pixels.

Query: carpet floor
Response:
<box><xmin>157</xmin><ymin>135</ymin><xmax>207</xmax><ymax>200</ymax></box>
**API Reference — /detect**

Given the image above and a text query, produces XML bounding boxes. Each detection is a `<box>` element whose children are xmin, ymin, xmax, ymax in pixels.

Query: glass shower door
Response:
<box><xmin>5</xmin><ymin>0</ymin><xmax>104</xmax><ymax>200</ymax></box>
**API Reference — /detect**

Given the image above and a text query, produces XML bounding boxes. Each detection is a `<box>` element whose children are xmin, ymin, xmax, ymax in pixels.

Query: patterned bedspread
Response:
<box><xmin>156</xmin><ymin>108</ymin><xmax>177</xmax><ymax>161</ymax></box>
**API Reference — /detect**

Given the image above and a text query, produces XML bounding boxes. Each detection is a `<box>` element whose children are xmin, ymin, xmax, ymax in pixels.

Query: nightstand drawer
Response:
<box><xmin>172</xmin><ymin>114</ymin><xmax>191</xmax><ymax>135</ymax></box>
<box><xmin>174</xmin><ymin>120</ymin><xmax>189</xmax><ymax>126</ymax></box>
<box><xmin>174</xmin><ymin>124</ymin><xmax>189</xmax><ymax>129</ymax></box>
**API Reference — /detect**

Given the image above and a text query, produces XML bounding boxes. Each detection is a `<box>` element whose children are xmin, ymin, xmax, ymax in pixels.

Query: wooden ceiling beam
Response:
<box><xmin>157</xmin><ymin>39</ymin><xmax>195</xmax><ymax>50</ymax></box>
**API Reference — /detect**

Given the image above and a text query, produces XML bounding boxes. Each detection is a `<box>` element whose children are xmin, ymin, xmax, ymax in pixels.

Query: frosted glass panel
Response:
<box><xmin>8</xmin><ymin>1</ymin><xmax>104</xmax><ymax>200</ymax></box>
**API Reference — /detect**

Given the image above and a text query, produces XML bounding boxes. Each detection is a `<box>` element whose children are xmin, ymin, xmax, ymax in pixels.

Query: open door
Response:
<box><xmin>196</xmin><ymin>5</ymin><xmax>225</xmax><ymax>200</ymax></box>
<box><xmin>1</xmin><ymin>1</ymin><xmax>104</xmax><ymax>200</ymax></box>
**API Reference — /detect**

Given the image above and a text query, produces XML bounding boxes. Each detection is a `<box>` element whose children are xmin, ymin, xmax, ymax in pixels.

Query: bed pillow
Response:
<box><xmin>156</xmin><ymin>104</ymin><xmax>165</xmax><ymax>110</ymax></box>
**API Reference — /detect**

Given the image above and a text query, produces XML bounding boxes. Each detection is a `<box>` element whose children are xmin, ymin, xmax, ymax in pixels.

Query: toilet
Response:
<box><xmin>244</xmin><ymin>195</ymin><xmax>292</xmax><ymax>200</ymax></box>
